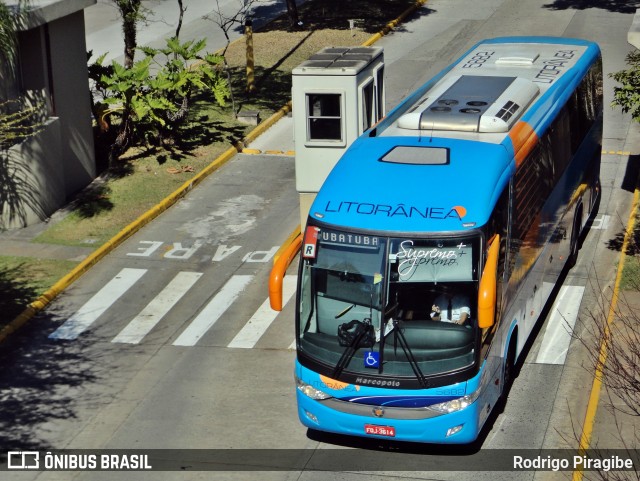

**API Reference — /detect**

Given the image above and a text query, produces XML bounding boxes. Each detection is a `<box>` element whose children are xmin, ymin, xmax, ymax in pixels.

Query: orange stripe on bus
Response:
<box><xmin>509</xmin><ymin>121</ymin><xmax>539</xmax><ymax>168</ymax></box>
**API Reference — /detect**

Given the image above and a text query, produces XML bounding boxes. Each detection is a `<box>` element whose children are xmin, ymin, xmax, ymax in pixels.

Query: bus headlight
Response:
<box><xmin>428</xmin><ymin>389</ymin><xmax>480</xmax><ymax>414</ymax></box>
<box><xmin>295</xmin><ymin>376</ymin><xmax>333</xmax><ymax>400</ymax></box>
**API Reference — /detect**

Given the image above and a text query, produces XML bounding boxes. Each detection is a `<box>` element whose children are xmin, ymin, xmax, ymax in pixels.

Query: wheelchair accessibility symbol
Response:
<box><xmin>364</xmin><ymin>351</ymin><xmax>379</xmax><ymax>368</ymax></box>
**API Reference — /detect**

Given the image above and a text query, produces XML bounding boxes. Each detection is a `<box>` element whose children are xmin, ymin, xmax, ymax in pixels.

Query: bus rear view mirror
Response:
<box><xmin>478</xmin><ymin>235</ymin><xmax>500</xmax><ymax>329</ymax></box>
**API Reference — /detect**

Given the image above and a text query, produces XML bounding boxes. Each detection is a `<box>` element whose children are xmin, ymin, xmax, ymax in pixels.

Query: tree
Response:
<box><xmin>0</xmin><ymin>0</ymin><xmax>19</xmax><ymax>75</ymax></box>
<box><xmin>611</xmin><ymin>50</ymin><xmax>640</xmax><ymax>123</ymax></box>
<box><xmin>204</xmin><ymin>0</ymin><xmax>261</xmax><ymax>112</ymax></box>
<box><xmin>175</xmin><ymin>0</ymin><xmax>185</xmax><ymax>39</ymax></box>
<box><xmin>284</xmin><ymin>0</ymin><xmax>303</xmax><ymax>30</ymax></box>
<box><xmin>1</xmin><ymin>0</ymin><xmax>32</xmax><ymax>96</ymax></box>
<box><xmin>111</xmin><ymin>0</ymin><xmax>144</xmax><ymax>69</ymax></box>
<box><xmin>205</xmin><ymin>0</ymin><xmax>256</xmax><ymax>56</ymax></box>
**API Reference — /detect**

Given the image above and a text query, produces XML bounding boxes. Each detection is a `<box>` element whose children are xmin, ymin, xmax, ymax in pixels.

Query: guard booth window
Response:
<box><xmin>376</xmin><ymin>65</ymin><xmax>385</xmax><ymax>120</ymax></box>
<box><xmin>361</xmin><ymin>80</ymin><xmax>375</xmax><ymax>133</ymax></box>
<box><xmin>307</xmin><ymin>93</ymin><xmax>342</xmax><ymax>141</ymax></box>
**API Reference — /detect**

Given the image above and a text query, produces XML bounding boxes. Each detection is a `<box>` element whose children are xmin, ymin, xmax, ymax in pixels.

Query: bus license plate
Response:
<box><xmin>364</xmin><ymin>424</ymin><xmax>396</xmax><ymax>437</ymax></box>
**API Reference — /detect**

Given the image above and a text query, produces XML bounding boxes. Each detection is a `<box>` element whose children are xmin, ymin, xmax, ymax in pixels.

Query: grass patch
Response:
<box><xmin>0</xmin><ymin>256</ymin><xmax>78</xmax><ymax>320</ymax></box>
<box><xmin>34</xmin><ymin>139</ymin><xmax>232</xmax><ymax>247</ymax></box>
<box><xmin>620</xmin><ymin>214</ymin><xmax>640</xmax><ymax>291</ymax></box>
<box><xmin>620</xmin><ymin>256</ymin><xmax>640</xmax><ymax>291</ymax></box>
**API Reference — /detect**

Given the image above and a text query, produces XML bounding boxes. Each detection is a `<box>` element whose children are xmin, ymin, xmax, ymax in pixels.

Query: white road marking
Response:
<box><xmin>49</xmin><ymin>268</ymin><xmax>147</xmax><ymax>340</ymax></box>
<box><xmin>590</xmin><ymin>214</ymin><xmax>610</xmax><ymax>230</ymax></box>
<box><xmin>172</xmin><ymin>275</ymin><xmax>254</xmax><ymax>346</ymax></box>
<box><xmin>112</xmin><ymin>271</ymin><xmax>203</xmax><ymax>344</ymax></box>
<box><xmin>535</xmin><ymin>285</ymin><xmax>585</xmax><ymax>365</ymax></box>
<box><xmin>228</xmin><ymin>276</ymin><xmax>297</xmax><ymax>348</ymax></box>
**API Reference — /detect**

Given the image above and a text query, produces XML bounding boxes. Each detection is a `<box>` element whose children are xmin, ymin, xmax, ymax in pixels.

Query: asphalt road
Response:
<box><xmin>1</xmin><ymin>1</ymin><xmax>639</xmax><ymax>480</ymax></box>
<box><xmin>85</xmin><ymin>0</ymin><xmax>294</xmax><ymax>64</ymax></box>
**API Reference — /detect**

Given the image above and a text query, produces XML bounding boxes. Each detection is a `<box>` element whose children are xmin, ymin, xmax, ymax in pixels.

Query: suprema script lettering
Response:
<box><xmin>396</xmin><ymin>240</ymin><xmax>464</xmax><ymax>280</ymax></box>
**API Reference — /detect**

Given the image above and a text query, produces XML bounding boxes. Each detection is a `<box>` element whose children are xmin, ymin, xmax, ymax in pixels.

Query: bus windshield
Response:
<box><xmin>297</xmin><ymin>226</ymin><xmax>481</xmax><ymax>384</ymax></box>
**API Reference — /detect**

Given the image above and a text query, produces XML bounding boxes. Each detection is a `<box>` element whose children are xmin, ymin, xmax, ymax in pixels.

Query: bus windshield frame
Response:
<box><xmin>296</xmin><ymin>224</ymin><xmax>483</xmax><ymax>389</ymax></box>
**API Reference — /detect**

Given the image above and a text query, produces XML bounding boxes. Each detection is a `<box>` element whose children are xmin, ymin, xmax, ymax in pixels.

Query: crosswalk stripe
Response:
<box><xmin>172</xmin><ymin>275</ymin><xmax>254</xmax><ymax>347</ymax></box>
<box><xmin>112</xmin><ymin>271</ymin><xmax>203</xmax><ymax>344</ymax></box>
<box><xmin>228</xmin><ymin>275</ymin><xmax>297</xmax><ymax>348</ymax></box>
<box><xmin>49</xmin><ymin>268</ymin><xmax>147</xmax><ymax>340</ymax></box>
<box><xmin>535</xmin><ymin>285</ymin><xmax>585</xmax><ymax>364</ymax></box>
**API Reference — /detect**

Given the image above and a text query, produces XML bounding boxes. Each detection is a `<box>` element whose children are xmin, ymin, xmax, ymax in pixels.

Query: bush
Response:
<box><xmin>88</xmin><ymin>37</ymin><xmax>230</xmax><ymax>165</ymax></box>
<box><xmin>610</xmin><ymin>50</ymin><xmax>640</xmax><ymax>123</ymax></box>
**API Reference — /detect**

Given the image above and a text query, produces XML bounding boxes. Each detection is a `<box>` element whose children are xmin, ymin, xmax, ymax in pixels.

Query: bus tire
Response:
<box><xmin>502</xmin><ymin>336</ymin><xmax>517</xmax><ymax>397</ymax></box>
<box><xmin>567</xmin><ymin>205</ymin><xmax>582</xmax><ymax>269</ymax></box>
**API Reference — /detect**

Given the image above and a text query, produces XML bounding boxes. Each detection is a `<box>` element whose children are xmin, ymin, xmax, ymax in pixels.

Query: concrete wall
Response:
<box><xmin>1</xmin><ymin>118</ymin><xmax>65</xmax><ymax>229</ymax></box>
<box><xmin>48</xmin><ymin>10</ymin><xmax>96</xmax><ymax>194</ymax></box>
<box><xmin>1</xmin><ymin>0</ymin><xmax>96</xmax><ymax>229</ymax></box>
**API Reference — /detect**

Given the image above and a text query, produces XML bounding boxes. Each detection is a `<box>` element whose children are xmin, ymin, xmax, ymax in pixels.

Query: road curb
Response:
<box><xmin>1</xmin><ymin>0</ymin><xmax>429</xmax><ymax>344</ymax></box>
<box><xmin>242</xmin><ymin>102</ymin><xmax>292</xmax><ymax>149</ymax></box>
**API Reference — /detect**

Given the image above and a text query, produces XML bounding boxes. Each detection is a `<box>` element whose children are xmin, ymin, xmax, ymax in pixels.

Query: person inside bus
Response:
<box><xmin>430</xmin><ymin>293</ymin><xmax>470</xmax><ymax>325</ymax></box>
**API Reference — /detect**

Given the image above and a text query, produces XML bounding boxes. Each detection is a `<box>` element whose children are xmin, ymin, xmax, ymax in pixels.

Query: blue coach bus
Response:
<box><xmin>293</xmin><ymin>37</ymin><xmax>602</xmax><ymax>444</ymax></box>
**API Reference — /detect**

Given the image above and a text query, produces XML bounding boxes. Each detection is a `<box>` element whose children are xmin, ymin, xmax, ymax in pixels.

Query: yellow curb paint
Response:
<box><xmin>265</xmin><ymin>150</ymin><xmax>284</xmax><ymax>155</ymax></box>
<box><xmin>242</xmin><ymin>148</ymin><xmax>262</xmax><ymax>154</ymax></box>
<box><xmin>243</xmin><ymin>102</ymin><xmax>292</xmax><ymax>146</ymax></box>
<box><xmin>572</xmin><ymin>186</ymin><xmax>640</xmax><ymax>481</ymax></box>
<box><xmin>602</xmin><ymin>150</ymin><xmax>632</xmax><ymax>155</ymax></box>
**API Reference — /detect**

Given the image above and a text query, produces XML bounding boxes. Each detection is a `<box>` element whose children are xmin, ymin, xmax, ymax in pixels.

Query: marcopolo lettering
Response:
<box><xmin>355</xmin><ymin>377</ymin><xmax>401</xmax><ymax>387</ymax></box>
<box><xmin>324</xmin><ymin>201</ymin><xmax>464</xmax><ymax>220</ymax></box>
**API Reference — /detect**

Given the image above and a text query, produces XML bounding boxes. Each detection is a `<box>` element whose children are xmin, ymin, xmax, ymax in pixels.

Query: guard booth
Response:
<box><xmin>292</xmin><ymin>46</ymin><xmax>385</xmax><ymax>228</ymax></box>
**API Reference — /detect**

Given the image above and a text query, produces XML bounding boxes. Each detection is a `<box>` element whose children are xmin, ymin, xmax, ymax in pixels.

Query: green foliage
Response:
<box><xmin>0</xmin><ymin>0</ymin><xmax>21</xmax><ymax>72</ymax></box>
<box><xmin>0</xmin><ymin>0</ymin><xmax>33</xmax><ymax>74</ymax></box>
<box><xmin>89</xmin><ymin>36</ymin><xmax>229</xmax><ymax>161</ymax></box>
<box><xmin>611</xmin><ymin>50</ymin><xmax>640</xmax><ymax>122</ymax></box>
<box><xmin>0</xmin><ymin>100</ymin><xmax>43</xmax><ymax>150</ymax></box>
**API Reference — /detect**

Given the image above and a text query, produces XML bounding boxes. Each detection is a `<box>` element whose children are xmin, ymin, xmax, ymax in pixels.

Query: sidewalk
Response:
<box><xmin>0</xmin><ymin>200</ymin><xmax>95</xmax><ymax>262</ymax></box>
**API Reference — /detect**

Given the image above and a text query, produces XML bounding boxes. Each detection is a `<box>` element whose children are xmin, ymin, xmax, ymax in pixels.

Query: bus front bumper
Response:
<box><xmin>296</xmin><ymin>390</ymin><xmax>482</xmax><ymax>444</ymax></box>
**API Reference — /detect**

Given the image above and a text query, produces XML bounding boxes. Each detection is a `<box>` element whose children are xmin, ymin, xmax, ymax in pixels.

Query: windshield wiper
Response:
<box><xmin>332</xmin><ymin>318</ymin><xmax>375</xmax><ymax>379</ymax></box>
<box><xmin>387</xmin><ymin>319</ymin><xmax>429</xmax><ymax>388</ymax></box>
